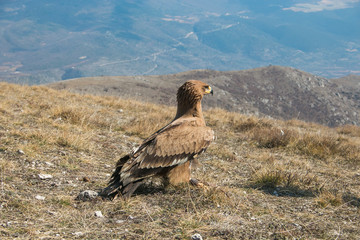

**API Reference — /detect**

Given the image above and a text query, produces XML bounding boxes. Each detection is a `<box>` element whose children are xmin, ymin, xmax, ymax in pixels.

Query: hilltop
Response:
<box><xmin>0</xmin><ymin>82</ymin><xmax>359</xmax><ymax>239</ymax></box>
<box><xmin>48</xmin><ymin>66</ymin><xmax>360</xmax><ymax>127</ymax></box>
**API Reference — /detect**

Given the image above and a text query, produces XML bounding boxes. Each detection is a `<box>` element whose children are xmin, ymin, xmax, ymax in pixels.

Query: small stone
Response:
<box><xmin>17</xmin><ymin>149</ymin><xmax>25</xmax><ymax>155</ymax></box>
<box><xmin>191</xmin><ymin>233</ymin><xmax>203</xmax><ymax>240</ymax></box>
<box><xmin>94</xmin><ymin>211</ymin><xmax>104</xmax><ymax>218</ymax></box>
<box><xmin>38</xmin><ymin>174</ymin><xmax>53</xmax><ymax>180</ymax></box>
<box><xmin>72</xmin><ymin>232</ymin><xmax>83</xmax><ymax>236</ymax></box>
<box><xmin>76</xmin><ymin>190</ymin><xmax>99</xmax><ymax>201</ymax></box>
<box><xmin>45</xmin><ymin>162</ymin><xmax>54</xmax><ymax>167</ymax></box>
<box><xmin>82</xmin><ymin>177</ymin><xmax>90</xmax><ymax>182</ymax></box>
<box><xmin>50</xmin><ymin>182</ymin><xmax>60</xmax><ymax>187</ymax></box>
<box><xmin>47</xmin><ymin>210</ymin><xmax>56</xmax><ymax>215</ymax></box>
<box><xmin>116</xmin><ymin>220</ymin><xmax>125</xmax><ymax>224</ymax></box>
<box><xmin>35</xmin><ymin>195</ymin><xmax>45</xmax><ymax>200</ymax></box>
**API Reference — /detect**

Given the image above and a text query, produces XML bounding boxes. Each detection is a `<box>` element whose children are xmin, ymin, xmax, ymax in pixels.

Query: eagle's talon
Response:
<box><xmin>190</xmin><ymin>178</ymin><xmax>208</xmax><ymax>189</ymax></box>
<box><xmin>190</xmin><ymin>178</ymin><xmax>199</xmax><ymax>186</ymax></box>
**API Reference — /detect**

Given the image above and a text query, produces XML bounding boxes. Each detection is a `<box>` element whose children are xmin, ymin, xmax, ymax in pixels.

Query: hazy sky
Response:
<box><xmin>284</xmin><ymin>0</ymin><xmax>360</xmax><ymax>12</ymax></box>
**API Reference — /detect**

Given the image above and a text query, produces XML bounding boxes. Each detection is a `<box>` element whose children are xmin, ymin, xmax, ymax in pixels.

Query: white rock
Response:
<box><xmin>38</xmin><ymin>174</ymin><xmax>53</xmax><ymax>180</ymax></box>
<box><xmin>192</xmin><ymin>233</ymin><xmax>203</xmax><ymax>240</ymax></box>
<box><xmin>45</xmin><ymin>162</ymin><xmax>54</xmax><ymax>167</ymax></box>
<box><xmin>35</xmin><ymin>195</ymin><xmax>45</xmax><ymax>200</ymax></box>
<box><xmin>116</xmin><ymin>220</ymin><xmax>125</xmax><ymax>224</ymax></box>
<box><xmin>17</xmin><ymin>149</ymin><xmax>25</xmax><ymax>155</ymax></box>
<box><xmin>94</xmin><ymin>211</ymin><xmax>104</xmax><ymax>218</ymax></box>
<box><xmin>72</xmin><ymin>232</ymin><xmax>83</xmax><ymax>236</ymax></box>
<box><xmin>76</xmin><ymin>190</ymin><xmax>99</xmax><ymax>201</ymax></box>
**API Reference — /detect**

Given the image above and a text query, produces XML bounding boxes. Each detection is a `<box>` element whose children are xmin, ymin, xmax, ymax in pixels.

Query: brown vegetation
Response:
<box><xmin>1</xmin><ymin>82</ymin><xmax>360</xmax><ymax>239</ymax></box>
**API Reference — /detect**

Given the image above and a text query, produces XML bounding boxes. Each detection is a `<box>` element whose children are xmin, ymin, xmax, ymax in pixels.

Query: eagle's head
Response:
<box><xmin>177</xmin><ymin>80</ymin><xmax>213</xmax><ymax>105</ymax></box>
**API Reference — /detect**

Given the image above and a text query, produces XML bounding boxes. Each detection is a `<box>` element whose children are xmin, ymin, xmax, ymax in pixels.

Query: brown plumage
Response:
<box><xmin>100</xmin><ymin>80</ymin><xmax>214</xmax><ymax>199</ymax></box>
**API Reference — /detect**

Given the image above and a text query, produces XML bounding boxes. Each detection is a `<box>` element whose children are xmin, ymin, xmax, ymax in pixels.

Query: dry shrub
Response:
<box><xmin>253</xmin><ymin>169</ymin><xmax>283</xmax><ymax>188</ymax></box>
<box><xmin>206</xmin><ymin>108</ymin><xmax>272</xmax><ymax>133</ymax></box>
<box><xmin>251</xmin><ymin>127</ymin><xmax>296</xmax><ymax>148</ymax></box>
<box><xmin>56</xmin><ymin>128</ymin><xmax>94</xmax><ymax>152</ymax></box>
<box><xmin>286</xmin><ymin>118</ymin><xmax>325</xmax><ymax>130</ymax></box>
<box><xmin>337</xmin><ymin>124</ymin><xmax>360</xmax><ymax>137</ymax></box>
<box><xmin>235</xmin><ymin>117</ymin><xmax>273</xmax><ymax>132</ymax></box>
<box><xmin>123</xmin><ymin>111</ymin><xmax>172</xmax><ymax>138</ymax></box>
<box><xmin>252</xmin><ymin>168</ymin><xmax>319</xmax><ymax>196</ymax></box>
<box><xmin>207</xmin><ymin>144</ymin><xmax>237</xmax><ymax>161</ymax></box>
<box><xmin>338</xmin><ymin>143</ymin><xmax>360</xmax><ymax>164</ymax></box>
<box><xmin>293</xmin><ymin>134</ymin><xmax>344</xmax><ymax>160</ymax></box>
<box><xmin>316</xmin><ymin>191</ymin><xmax>343</xmax><ymax>208</ymax></box>
<box><xmin>51</xmin><ymin>106</ymin><xmax>86</xmax><ymax>125</ymax></box>
<box><xmin>51</xmin><ymin>105</ymin><xmax>120</xmax><ymax>130</ymax></box>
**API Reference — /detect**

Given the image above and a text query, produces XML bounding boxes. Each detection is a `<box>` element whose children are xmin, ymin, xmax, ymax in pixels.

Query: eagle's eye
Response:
<box><xmin>203</xmin><ymin>85</ymin><xmax>213</xmax><ymax>95</ymax></box>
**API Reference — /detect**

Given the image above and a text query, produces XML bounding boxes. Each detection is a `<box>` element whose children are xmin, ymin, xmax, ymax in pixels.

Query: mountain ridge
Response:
<box><xmin>47</xmin><ymin>66</ymin><xmax>360</xmax><ymax>127</ymax></box>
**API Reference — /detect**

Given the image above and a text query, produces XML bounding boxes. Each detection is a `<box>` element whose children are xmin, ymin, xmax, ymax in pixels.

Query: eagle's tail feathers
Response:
<box><xmin>99</xmin><ymin>155</ymin><xmax>130</xmax><ymax>200</ymax></box>
<box><xmin>121</xmin><ymin>180</ymin><xmax>144</xmax><ymax>199</ymax></box>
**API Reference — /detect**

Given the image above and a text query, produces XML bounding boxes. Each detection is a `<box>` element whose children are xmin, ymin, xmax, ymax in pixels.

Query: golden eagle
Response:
<box><xmin>101</xmin><ymin>80</ymin><xmax>214</xmax><ymax>199</ymax></box>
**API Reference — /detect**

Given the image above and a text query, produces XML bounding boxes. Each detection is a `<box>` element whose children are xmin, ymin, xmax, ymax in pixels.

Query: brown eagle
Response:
<box><xmin>100</xmin><ymin>80</ymin><xmax>214</xmax><ymax>199</ymax></box>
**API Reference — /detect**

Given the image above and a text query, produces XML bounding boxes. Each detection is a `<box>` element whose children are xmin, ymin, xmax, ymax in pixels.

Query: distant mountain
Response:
<box><xmin>1</xmin><ymin>0</ymin><xmax>359</xmax><ymax>84</ymax></box>
<box><xmin>47</xmin><ymin>66</ymin><xmax>360</xmax><ymax>127</ymax></box>
<box><xmin>331</xmin><ymin>75</ymin><xmax>360</xmax><ymax>110</ymax></box>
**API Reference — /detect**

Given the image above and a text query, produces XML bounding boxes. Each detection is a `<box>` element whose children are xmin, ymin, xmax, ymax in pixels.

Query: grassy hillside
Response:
<box><xmin>0</xmin><ymin>82</ymin><xmax>360</xmax><ymax>239</ymax></box>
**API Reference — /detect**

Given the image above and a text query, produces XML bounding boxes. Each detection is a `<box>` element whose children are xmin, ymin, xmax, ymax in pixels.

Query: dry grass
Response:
<box><xmin>1</xmin><ymin>82</ymin><xmax>360</xmax><ymax>239</ymax></box>
<box><xmin>337</xmin><ymin>124</ymin><xmax>360</xmax><ymax>137</ymax></box>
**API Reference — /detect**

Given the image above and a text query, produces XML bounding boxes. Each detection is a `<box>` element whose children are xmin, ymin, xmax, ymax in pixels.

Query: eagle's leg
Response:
<box><xmin>165</xmin><ymin>161</ymin><xmax>191</xmax><ymax>185</ymax></box>
<box><xmin>189</xmin><ymin>178</ymin><xmax>209</xmax><ymax>188</ymax></box>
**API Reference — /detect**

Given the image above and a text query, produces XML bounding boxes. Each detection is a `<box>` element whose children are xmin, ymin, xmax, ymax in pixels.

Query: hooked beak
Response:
<box><xmin>205</xmin><ymin>86</ymin><xmax>214</xmax><ymax>95</ymax></box>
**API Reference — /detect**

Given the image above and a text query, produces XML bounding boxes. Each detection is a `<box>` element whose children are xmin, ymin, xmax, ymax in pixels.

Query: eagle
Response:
<box><xmin>100</xmin><ymin>80</ymin><xmax>214</xmax><ymax>199</ymax></box>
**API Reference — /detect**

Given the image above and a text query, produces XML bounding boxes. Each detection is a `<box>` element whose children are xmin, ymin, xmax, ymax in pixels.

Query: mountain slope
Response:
<box><xmin>48</xmin><ymin>66</ymin><xmax>360</xmax><ymax>126</ymax></box>
<box><xmin>1</xmin><ymin>82</ymin><xmax>360</xmax><ymax>239</ymax></box>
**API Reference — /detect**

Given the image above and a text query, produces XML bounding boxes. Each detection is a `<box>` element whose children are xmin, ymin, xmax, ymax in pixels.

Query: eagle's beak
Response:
<box><xmin>205</xmin><ymin>86</ymin><xmax>213</xmax><ymax>95</ymax></box>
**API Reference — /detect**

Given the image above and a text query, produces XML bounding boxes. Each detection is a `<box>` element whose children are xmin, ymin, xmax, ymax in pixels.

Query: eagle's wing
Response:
<box><xmin>120</xmin><ymin>120</ymin><xmax>214</xmax><ymax>182</ymax></box>
<box><xmin>101</xmin><ymin>119</ymin><xmax>214</xmax><ymax>199</ymax></box>
<box><xmin>138</xmin><ymin>123</ymin><xmax>214</xmax><ymax>168</ymax></box>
